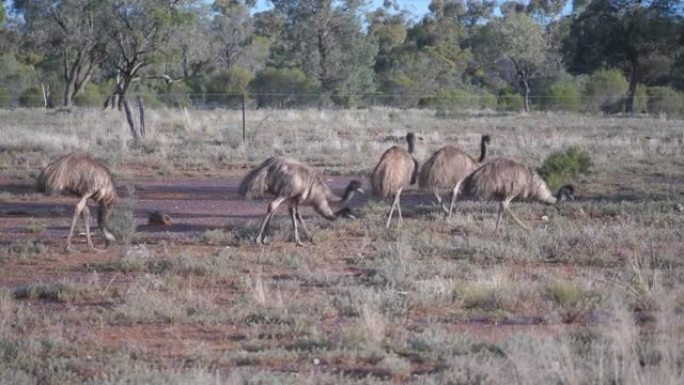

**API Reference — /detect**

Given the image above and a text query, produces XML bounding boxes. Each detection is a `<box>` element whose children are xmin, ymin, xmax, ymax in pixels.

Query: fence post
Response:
<box><xmin>242</xmin><ymin>93</ymin><xmax>246</xmax><ymax>142</ymax></box>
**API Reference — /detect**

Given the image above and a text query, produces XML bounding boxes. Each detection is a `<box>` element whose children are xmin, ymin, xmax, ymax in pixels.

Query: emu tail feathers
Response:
<box><xmin>239</xmin><ymin>158</ymin><xmax>276</xmax><ymax>199</ymax></box>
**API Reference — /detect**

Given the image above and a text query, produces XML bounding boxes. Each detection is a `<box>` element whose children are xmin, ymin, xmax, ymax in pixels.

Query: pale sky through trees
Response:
<box><xmin>254</xmin><ymin>1</ymin><xmax>573</xmax><ymax>19</ymax></box>
<box><xmin>254</xmin><ymin>0</ymin><xmax>432</xmax><ymax>17</ymax></box>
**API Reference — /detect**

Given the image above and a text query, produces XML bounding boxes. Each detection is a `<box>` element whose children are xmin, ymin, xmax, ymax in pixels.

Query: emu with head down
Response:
<box><xmin>239</xmin><ymin>156</ymin><xmax>364</xmax><ymax>246</ymax></box>
<box><xmin>36</xmin><ymin>153</ymin><xmax>117</xmax><ymax>250</ymax></box>
<box><xmin>460</xmin><ymin>158</ymin><xmax>575</xmax><ymax>232</ymax></box>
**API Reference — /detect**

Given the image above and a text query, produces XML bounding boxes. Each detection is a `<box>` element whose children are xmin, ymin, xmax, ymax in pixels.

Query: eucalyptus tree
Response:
<box><xmin>269</xmin><ymin>0</ymin><xmax>378</xmax><ymax>106</ymax></box>
<box><xmin>563</xmin><ymin>0</ymin><xmax>683</xmax><ymax>113</ymax></box>
<box><xmin>14</xmin><ymin>0</ymin><xmax>107</xmax><ymax>107</ymax></box>
<box><xmin>98</xmin><ymin>0</ymin><xmax>195</xmax><ymax>109</ymax></box>
<box><xmin>472</xmin><ymin>12</ymin><xmax>548</xmax><ymax>111</ymax></box>
<box><xmin>375</xmin><ymin>1</ymin><xmax>471</xmax><ymax>105</ymax></box>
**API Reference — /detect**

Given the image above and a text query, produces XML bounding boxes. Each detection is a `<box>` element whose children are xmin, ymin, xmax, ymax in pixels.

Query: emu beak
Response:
<box><xmin>356</xmin><ymin>188</ymin><xmax>365</xmax><ymax>194</ymax></box>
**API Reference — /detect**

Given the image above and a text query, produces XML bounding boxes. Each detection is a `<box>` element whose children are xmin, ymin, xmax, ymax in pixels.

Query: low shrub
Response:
<box><xmin>538</xmin><ymin>146</ymin><xmax>592</xmax><ymax>190</ymax></box>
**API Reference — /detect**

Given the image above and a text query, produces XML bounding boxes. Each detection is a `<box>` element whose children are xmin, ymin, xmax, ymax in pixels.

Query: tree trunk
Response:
<box><xmin>521</xmin><ymin>78</ymin><xmax>530</xmax><ymax>113</ymax></box>
<box><xmin>626</xmin><ymin>62</ymin><xmax>639</xmax><ymax>115</ymax></box>
<box><xmin>64</xmin><ymin>80</ymin><xmax>74</xmax><ymax>107</ymax></box>
<box><xmin>116</xmin><ymin>76</ymin><xmax>134</xmax><ymax>111</ymax></box>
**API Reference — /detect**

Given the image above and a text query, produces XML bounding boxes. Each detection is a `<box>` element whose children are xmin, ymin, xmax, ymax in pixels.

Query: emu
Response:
<box><xmin>419</xmin><ymin>134</ymin><xmax>491</xmax><ymax>218</ymax></box>
<box><xmin>36</xmin><ymin>153</ymin><xmax>117</xmax><ymax>250</ymax></box>
<box><xmin>460</xmin><ymin>158</ymin><xmax>575</xmax><ymax>232</ymax></box>
<box><xmin>239</xmin><ymin>156</ymin><xmax>364</xmax><ymax>246</ymax></box>
<box><xmin>370</xmin><ymin>132</ymin><xmax>419</xmax><ymax>228</ymax></box>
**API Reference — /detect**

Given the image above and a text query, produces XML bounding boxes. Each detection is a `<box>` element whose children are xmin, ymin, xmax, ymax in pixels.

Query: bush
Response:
<box><xmin>73</xmin><ymin>84</ymin><xmax>105</xmax><ymax>107</ymax></box>
<box><xmin>249</xmin><ymin>67</ymin><xmax>319</xmax><ymax>108</ymax></box>
<box><xmin>498</xmin><ymin>89</ymin><xmax>524</xmax><ymax>111</ymax></box>
<box><xmin>634</xmin><ymin>84</ymin><xmax>648</xmax><ymax>113</ymax></box>
<box><xmin>646</xmin><ymin>86</ymin><xmax>683</xmax><ymax>116</ymax></box>
<box><xmin>543</xmin><ymin>82</ymin><xmax>582</xmax><ymax>112</ymax></box>
<box><xmin>0</xmin><ymin>85</ymin><xmax>11</xmax><ymax>107</ymax></box>
<box><xmin>583</xmin><ymin>69</ymin><xmax>628</xmax><ymax>113</ymax></box>
<box><xmin>140</xmin><ymin>84</ymin><xmax>168</xmax><ymax>109</ymax></box>
<box><xmin>538</xmin><ymin>146</ymin><xmax>592</xmax><ymax>190</ymax></box>
<box><xmin>435</xmin><ymin>89</ymin><xmax>477</xmax><ymax>116</ymax></box>
<box><xmin>206</xmin><ymin>67</ymin><xmax>254</xmax><ymax>108</ymax></box>
<box><xmin>18</xmin><ymin>87</ymin><xmax>44</xmax><ymax>108</ymax></box>
<box><xmin>478</xmin><ymin>90</ymin><xmax>498</xmax><ymax>110</ymax></box>
<box><xmin>158</xmin><ymin>82</ymin><xmax>192</xmax><ymax>108</ymax></box>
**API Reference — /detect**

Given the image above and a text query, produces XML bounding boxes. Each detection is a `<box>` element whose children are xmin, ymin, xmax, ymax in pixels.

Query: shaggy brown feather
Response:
<box><xmin>239</xmin><ymin>156</ymin><xmax>363</xmax><ymax>245</ymax></box>
<box><xmin>461</xmin><ymin>158</ymin><xmax>556</xmax><ymax>204</ymax></box>
<box><xmin>418</xmin><ymin>145</ymin><xmax>479</xmax><ymax>190</ymax></box>
<box><xmin>460</xmin><ymin>158</ymin><xmax>575</xmax><ymax>232</ymax></box>
<box><xmin>370</xmin><ymin>146</ymin><xmax>417</xmax><ymax>199</ymax></box>
<box><xmin>37</xmin><ymin>153</ymin><xmax>117</xmax><ymax>204</ymax></box>
<box><xmin>36</xmin><ymin>152</ymin><xmax>117</xmax><ymax>249</ymax></box>
<box><xmin>370</xmin><ymin>132</ymin><xmax>418</xmax><ymax>227</ymax></box>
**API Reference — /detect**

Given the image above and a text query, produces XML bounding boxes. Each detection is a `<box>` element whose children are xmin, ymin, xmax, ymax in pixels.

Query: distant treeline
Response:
<box><xmin>1</xmin><ymin>1</ymin><xmax>682</xmax><ymax>115</ymax></box>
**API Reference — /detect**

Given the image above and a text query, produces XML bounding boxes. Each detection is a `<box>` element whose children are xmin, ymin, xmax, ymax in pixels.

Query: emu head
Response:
<box><xmin>556</xmin><ymin>185</ymin><xmax>575</xmax><ymax>203</ymax></box>
<box><xmin>345</xmin><ymin>180</ymin><xmax>365</xmax><ymax>195</ymax></box>
<box><xmin>481</xmin><ymin>135</ymin><xmax>491</xmax><ymax>145</ymax></box>
<box><xmin>336</xmin><ymin>207</ymin><xmax>358</xmax><ymax>219</ymax></box>
<box><xmin>98</xmin><ymin>201</ymin><xmax>116</xmax><ymax>246</ymax></box>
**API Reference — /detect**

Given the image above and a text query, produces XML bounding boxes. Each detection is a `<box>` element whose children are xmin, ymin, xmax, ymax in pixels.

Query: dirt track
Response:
<box><xmin>0</xmin><ymin>175</ymin><xmax>378</xmax><ymax>246</ymax></box>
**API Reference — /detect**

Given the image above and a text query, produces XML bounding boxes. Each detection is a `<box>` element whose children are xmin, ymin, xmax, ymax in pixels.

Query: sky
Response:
<box><xmin>254</xmin><ymin>0</ymin><xmax>434</xmax><ymax>19</ymax></box>
<box><xmin>253</xmin><ymin>1</ymin><xmax>574</xmax><ymax>20</ymax></box>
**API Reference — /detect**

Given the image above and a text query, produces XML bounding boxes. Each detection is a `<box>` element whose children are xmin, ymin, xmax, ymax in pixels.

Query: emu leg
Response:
<box><xmin>386</xmin><ymin>188</ymin><xmax>403</xmax><ymax>228</ymax></box>
<box><xmin>494</xmin><ymin>202</ymin><xmax>505</xmax><ymax>234</ymax></box>
<box><xmin>255</xmin><ymin>197</ymin><xmax>285</xmax><ymax>245</ymax></box>
<box><xmin>66</xmin><ymin>195</ymin><xmax>91</xmax><ymax>251</ymax></box>
<box><xmin>295</xmin><ymin>207</ymin><xmax>314</xmax><ymax>244</ymax></box>
<box><xmin>288</xmin><ymin>206</ymin><xmax>304</xmax><ymax>247</ymax></box>
<box><xmin>433</xmin><ymin>188</ymin><xmax>448</xmax><ymax>214</ymax></box>
<box><xmin>503</xmin><ymin>201</ymin><xmax>531</xmax><ymax>232</ymax></box>
<box><xmin>446</xmin><ymin>180</ymin><xmax>463</xmax><ymax>220</ymax></box>
<box><xmin>82</xmin><ymin>206</ymin><xmax>94</xmax><ymax>249</ymax></box>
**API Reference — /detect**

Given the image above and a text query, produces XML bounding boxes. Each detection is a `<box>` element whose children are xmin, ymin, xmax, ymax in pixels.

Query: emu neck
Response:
<box><xmin>340</xmin><ymin>188</ymin><xmax>357</xmax><ymax>206</ymax></box>
<box><xmin>478</xmin><ymin>140</ymin><xmax>488</xmax><ymax>163</ymax></box>
<box><xmin>98</xmin><ymin>203</ymin><xmax>116</xmax><ymax>241</ymax></box>
<box><xmin>407</xmin><ymin>139</ymin><xmax>415</xmax><ymax>154</ymax></box>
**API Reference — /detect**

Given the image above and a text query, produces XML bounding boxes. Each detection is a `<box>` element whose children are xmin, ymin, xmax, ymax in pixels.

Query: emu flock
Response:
<box><xmin>37</xmin><ymin>133</ymin><xmax>575</xmax><ymax>250</ymax></box>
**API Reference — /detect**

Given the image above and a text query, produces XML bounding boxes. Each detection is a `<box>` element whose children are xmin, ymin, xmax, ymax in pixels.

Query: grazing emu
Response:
<box><xmin>419</xmin><ymin>134</ymin><xmax>491</xmax><ymax>218</ymax></box>
<box><xmin>460</xmin><ymin>158</ymin><xmax>575</xmax><ymax>232</ymax></box>
<box><xmin>371</xmin><ymin>132</ymin><xmax>419</xmax><ymax>228</ymax></box>
<box><xmin>239</xmin><ymin>156</ymin><xmax>364</xmax><ymax>246</ymax></box>
<box><xmin>36</xmin><ymin>153</ymin><xmax>117</xmax><ymax>250</ymax></box>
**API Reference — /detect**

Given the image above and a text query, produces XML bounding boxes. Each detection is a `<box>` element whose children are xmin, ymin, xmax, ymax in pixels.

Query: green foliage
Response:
<box><xmin>249</xmin><ymin>67</ymin><xmax>319</xmax><ymax>108</ymax></box>
<box><xmin>497</xmin><ymin>89</ymin><xmax>524</xmax><ymax>111</ymax></box>
<box><xmin>108</xmin><ymin>205</ymin><xmax>136</xmax><ymax>246</ymax></box>
<box><xmin>583</xmin><ymin>69</ymin><xmax>628</xmax><ymax>112</ymax></box>
<box><xmin>73</xmin><ymin>84</ymin><xmax>104</xmax><ymax>107</ymax></box>
<box><xmin>634</xmin><ymin>84</ymin><xmax>648</xmax><ymax>113</ymax></box>
<box><xmin>18</xmin><ymin>87</ymin><xmax>43</xmax><ymax>108</ymax></box>
<box><xmin>158</xmin><ymin>82</ymin><xmax>192</xmax><ymax>108</ymax></box>
<box><xmin>546</xmin><ymin>280</ymin><xmax>582</xmax><ymax>307</ymax></box>
<box><xmin>206</xmin><ymin>67</ymin><xmax>253</xmax><ymax>108</ymax></box>
<box><xmin>434</xmin><ymin>88</ymin><xmax>497</xmax><ymax>116</ymax></box>
<box><xmin>0</xmin><ymin>85</ymin><xmax>10</xmax><ymax>108</ymax></box>
<box><xmin>646</xmin><ymin>86</ymin><xmax>683</xmax><ymax>116</ymax></box>
<box><xmin>538</xmin><ymin>146</ymin><xmax>592</xmax><ymax>190</ymax></box>
<box><xmin>542</xmin><ymin>82</ymin><xmax>582</xmax><ymax>112</ymax></box>
<box><xmin>436</xmin><ymin>89</ymin><xmax>478</xmax><ymax>113</ymax></box>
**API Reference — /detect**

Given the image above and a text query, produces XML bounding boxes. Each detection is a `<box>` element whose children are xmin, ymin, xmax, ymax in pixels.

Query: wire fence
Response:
<box><xmin>5</xmin><ymin>91</ymin><xmax>684</xmax><ymax>117</ymax></box>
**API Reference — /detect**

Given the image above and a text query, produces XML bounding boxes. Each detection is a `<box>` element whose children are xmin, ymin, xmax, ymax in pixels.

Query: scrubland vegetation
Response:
<box><xmin>0</xmin><ymin>106</ymin><xmax>682</xmax><ymax>384</ymax></box>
